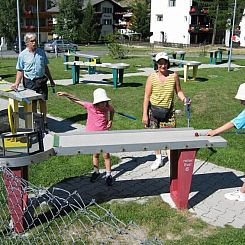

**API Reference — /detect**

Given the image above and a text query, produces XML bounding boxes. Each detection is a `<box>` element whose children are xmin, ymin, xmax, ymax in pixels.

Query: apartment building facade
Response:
<box><xmin>150</xmin><ymin>0</ymin><xmax>245</xmax><ymax>47</ymax></box>
<box><xmin>21</xmin><ymin>0</ymin><xmax>56</xmax><ymax>42</ymax></box>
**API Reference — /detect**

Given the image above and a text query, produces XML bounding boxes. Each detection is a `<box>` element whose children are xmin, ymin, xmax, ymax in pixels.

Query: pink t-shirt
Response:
<box><xmin>83</xmin><ymin>102</ymin><xmax>112</xmax><ymax>132</ymax></box>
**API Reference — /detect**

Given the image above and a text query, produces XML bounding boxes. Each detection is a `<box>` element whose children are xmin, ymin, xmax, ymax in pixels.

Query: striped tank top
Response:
<box><xmin>150</xmin><ymin>72</ymin><xmax>175</xmax><ymax>109</ymax></box>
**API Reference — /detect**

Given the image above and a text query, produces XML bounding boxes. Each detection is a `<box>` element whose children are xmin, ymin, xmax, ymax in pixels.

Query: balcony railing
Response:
<box><xmin>189</xmin><ymin>7</ymin><xmax>209</xmax><ymax>15</ymax></box>
<box><xmin>188</xmin><ymin>25</ymin><xmax>212</xmax><ymax>33</ymax></box>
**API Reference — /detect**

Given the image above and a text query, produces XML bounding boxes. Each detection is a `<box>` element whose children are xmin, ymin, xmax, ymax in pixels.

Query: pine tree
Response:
<box><xmin>130</xmin><ymin>0</ymin><xmax>150</xmax><ymax>40</ymax></box>
<box><xmin>0</xmin><ymin>0</ymin><xmax>17</xmax><ymax>46</ymax></box>
<box><xmin>80</xmin><ymin>0</ymin><xmax>101</xmax><ymax>43</ymax></box>
<box><xmin>55</xmin><ymin>0</ymin><xmax>83</xmax><ymax>42</ymax></box>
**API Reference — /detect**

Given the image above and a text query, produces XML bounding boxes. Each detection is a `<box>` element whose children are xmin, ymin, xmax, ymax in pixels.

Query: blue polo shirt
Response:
<box><xmin>231</xmin><ymin>109</ymin><xmax>245</xmax><ymax>129</ymax></box>
<box><xmin>16</xmin><ymin>48</ymin><xmax>48</xmax><ymax>80</ymax></box>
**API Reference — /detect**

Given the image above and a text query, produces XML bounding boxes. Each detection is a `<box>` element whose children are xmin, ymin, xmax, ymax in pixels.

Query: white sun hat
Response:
<box><xmin>93</xmin><ymin>88</ymin><xmax>111</xmax><ymax>104</ymax></box>
<box><xmin>155</xmin><ymin>52</ymin><xmax>169</xmax><ymax>62</ymax></box>
<box><xmin>235</xmin><ymin>83</ymin><xmax>245</xmax><ymax>100</ymax></box>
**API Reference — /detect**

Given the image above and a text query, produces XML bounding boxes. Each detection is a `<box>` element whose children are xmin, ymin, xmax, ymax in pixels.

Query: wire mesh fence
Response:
<box><xmin>0</xmin><ymin>167</ymin><xmax>162</xmax><ymax>244</ymax></box>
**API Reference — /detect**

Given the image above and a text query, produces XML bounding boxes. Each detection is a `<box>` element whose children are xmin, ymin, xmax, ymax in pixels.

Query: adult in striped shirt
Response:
<box><xmin>142</xmin><ymin>52</ymin><xmax>190</xmax><ymax>171</ymax></box>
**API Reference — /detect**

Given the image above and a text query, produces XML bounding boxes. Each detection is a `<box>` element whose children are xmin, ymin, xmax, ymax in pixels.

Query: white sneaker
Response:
<box><xmin>224</xmin><ymin>190</ymin><xmax>245</xmax><ymax>201</ymax></box>
<box><xmin>151</xmin><ymin>158</ymin><xmax>163</xmax><ymax>171</ymax></box>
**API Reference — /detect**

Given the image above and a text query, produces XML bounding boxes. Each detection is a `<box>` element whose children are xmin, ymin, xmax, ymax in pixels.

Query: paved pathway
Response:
<box><xmin>1</xmin><ymin>61</ymin><xmax>245</xmax><ymax>229</ymax></box>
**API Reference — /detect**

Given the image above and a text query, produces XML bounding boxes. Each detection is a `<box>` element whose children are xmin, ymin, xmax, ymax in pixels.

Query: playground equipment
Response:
<box><xmin>0</xmin><ymin>82</ymin><xmax>227</xmax><ymax>233</ymax></box>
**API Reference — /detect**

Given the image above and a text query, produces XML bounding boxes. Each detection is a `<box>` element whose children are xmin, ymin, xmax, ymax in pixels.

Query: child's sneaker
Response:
<box><xmin>151</xmin><ymin>158</ymin><xmax>163</xmax><ymax>171</ymax></box>
<box><xmin>90</xmin><ymin>172</ymin><xmax>100</xmax><ymax>183</ymax></box>
<box><xmin>105</xmin><ymin>175</ymin><xmax>113</xmax><ymax>186</ymax></box>
<box><xmin>224</xmin><ymin>189</ymin><xmax>245</xmax><ymax>201</ymax></box>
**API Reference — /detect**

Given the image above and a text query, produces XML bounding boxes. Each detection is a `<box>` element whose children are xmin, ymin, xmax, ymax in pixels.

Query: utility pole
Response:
<box><xmin>228</xmin><ymin>0</ymin><xmax>237</xmax><ymax>72</ymax></box>
<box><xmin>37</xmin><ymin>0</ymin><xmax>40</xmax><ymax>45</ymax></box>
<box><xmin>16</xmin><ymin>0</ymin><xmax>22</xmax><ymax>53</ymax></box>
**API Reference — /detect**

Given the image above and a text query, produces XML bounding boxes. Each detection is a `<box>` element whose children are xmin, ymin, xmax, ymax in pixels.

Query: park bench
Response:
<box><xmin>64</xmin><ymin>61</ymin><xmax>130</xmax><ymax>89</ymax></box>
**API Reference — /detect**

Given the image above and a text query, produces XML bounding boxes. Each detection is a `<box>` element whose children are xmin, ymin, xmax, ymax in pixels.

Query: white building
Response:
<box><xmin>150</xmin><ymin>0</ymin><xmax>245</xmax><ymax>47</ymax></box>
<box><xmin>239</xmin><ymin>9</ymin><xmax>245</xmax><ymax>47</ymax></box>
<box><xmin>150</xmin><ymin>0</ymin><xmax>192</xmax><ymax>45</ymax></box>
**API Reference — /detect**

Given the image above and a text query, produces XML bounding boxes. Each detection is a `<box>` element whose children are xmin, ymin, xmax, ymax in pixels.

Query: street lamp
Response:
<box><xmin>227</xmin><ymin>0</ymin><xmax>237</xmax><ymax>72</ymax></box>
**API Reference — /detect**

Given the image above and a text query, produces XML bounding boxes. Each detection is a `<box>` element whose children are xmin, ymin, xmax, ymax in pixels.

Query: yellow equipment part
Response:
<box><xmin>3</xmin><ymin>137</ymin><xmax>27</xmax><ymax>148</ymax></box>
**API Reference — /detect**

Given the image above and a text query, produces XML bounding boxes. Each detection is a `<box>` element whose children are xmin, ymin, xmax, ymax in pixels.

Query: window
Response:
<box><xmin>169</xmin><ymin>0</ymin><xmax>176</xmax><ymax>7</ymax></box>
<box><xmin>156</xmin><ymin>15</ymin><xmax>163</xmax><ymax>21</ymax></box>
<box><xmin>102</xmin><ymin>7</ymin><xmax>112</xmax><ymax>13</ymax></box>
<box><xmin>102</xmin><ymin>19</ymin><xmax>112</xmax><ymax>25</ymax></box>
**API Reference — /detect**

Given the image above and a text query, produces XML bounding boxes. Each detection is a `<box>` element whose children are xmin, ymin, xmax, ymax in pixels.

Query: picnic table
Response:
<box><xmin>152</xmin><ymin>55</ymin><xmax>201</xmax><ymax>82</ymax></box>
<box><xmin>64</xmin><ymin>52</ymin><xmax>100</xmax><ymax>71</ymax></box>
<box><xmin>209</xmin><ymin>48</ymin><xmax>230</xmax><ymax>65</ymax></box>
<box><xmin>64</xmin><ymin>61</ymin><xmax>130</xmax><ymax>89</ymax></box>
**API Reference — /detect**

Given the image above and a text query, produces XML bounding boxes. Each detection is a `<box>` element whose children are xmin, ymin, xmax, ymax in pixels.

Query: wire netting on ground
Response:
<box><xmin>0</xmin><ymin>167</ymin><xmax>162</xmax><ymax>244</ymax></box>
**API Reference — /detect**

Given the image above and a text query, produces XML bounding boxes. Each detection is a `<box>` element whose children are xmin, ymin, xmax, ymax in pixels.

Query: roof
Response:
<box><xmin>83</xmin><ymin>0</ymin><xmax>123</xmax><ymax>8</ymax></box>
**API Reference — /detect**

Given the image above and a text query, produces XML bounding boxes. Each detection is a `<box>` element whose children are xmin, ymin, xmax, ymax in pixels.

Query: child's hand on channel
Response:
<box><xmin>107</xmin><ymin>120</ymin><xmax>113</xmax><ymax>129</ymax></box>
<box><xmin>57</xmin><ymin>91</ymin><xmax>67</xmax><ymax>96</ymax></box>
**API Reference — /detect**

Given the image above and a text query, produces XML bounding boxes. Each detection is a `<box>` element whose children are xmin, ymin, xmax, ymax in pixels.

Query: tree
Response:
<box><xmin>55</xmin><ymin>0</ymin><xmax>83</xmax><ymax>42</ymax></box>
<box><xmin>80</xmin><ymin>0</ymin><xmax>101</xmax><ymax>43</ymax></box>
<box><xmin>130</xmin><ymin>0</ymin><xmax>151</xmax><ymax>40</ymax></box>
<box><xmin>0</xmin><ymin>0</ymin><xmax>17</xmax><ymax>46</ymax></box>
<box><xmin>195</xmin><ymin>0</ymin><xmax>245</xmax><ymax>45</ymax></box>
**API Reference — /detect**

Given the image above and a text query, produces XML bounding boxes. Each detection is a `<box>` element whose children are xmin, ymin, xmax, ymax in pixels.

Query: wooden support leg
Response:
<box><xmin>3</xmin><ymin>167</ymin><xmax>28</xmax><ymax>233</ymax></box>
<box><xmin>192</xmin><ymin>65</ymin><xmax>198</xmax><ymax>80</ymax></box>
<box><xmin>169</xmin><ymin>149</ymin><xmax>197</xmax><ymax>209</ymax></box>
<box><xmin>112</xmin><ymin>68</ymin><xmax>118</xmax><ymax>89</ymax></box>
<box><xmin>72</xmin><ymin>64</ymin><xmax>79</xmax><ymax>84</ymax></box>
<box><xmin>8</xmin><ymin>98</ymin><xmax>19</xmax><ymax>134</ymax></box>
<box><xmin>118</xmin><ymin>69</ymin><xmax>124</xmax><ymax>85</ymax></box>
<box><xmin>23</xmin><ymin>101</ymin><xmax>33</xmax><ymax>129</ymax></box>
<box><xmin>64</xmin><ymin>55</ymin><xmax>69</xmax><ymax>71</ymax></box>
<box><xmin>183</xmin><ymin>65</ymin><xmax>189</xmax><ymax>82</ymax></box>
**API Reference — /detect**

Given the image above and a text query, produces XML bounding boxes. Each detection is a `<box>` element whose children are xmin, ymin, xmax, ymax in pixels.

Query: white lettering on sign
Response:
<box><xmin>183</xmin><ymin>159</ymin><xmax>194</xmax><ymax>172</ymax></box>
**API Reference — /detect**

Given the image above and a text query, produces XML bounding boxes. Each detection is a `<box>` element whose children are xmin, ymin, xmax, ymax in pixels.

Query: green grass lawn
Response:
<box><xmin>1</xmin><ymin>47</ymin><xmax>245</xmax><ymax>243</ymax></box>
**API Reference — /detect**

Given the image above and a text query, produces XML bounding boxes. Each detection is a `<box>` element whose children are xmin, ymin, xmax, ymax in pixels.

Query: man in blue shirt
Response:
<box><xmin>207</xmin><ymin>83</ymin><xmax>245</xmax><ymax>201</ymax></box>
<box><xmin>11</xmin><ymin>33</ymin><xmax>55</xmax><ymax>130</ymax></box>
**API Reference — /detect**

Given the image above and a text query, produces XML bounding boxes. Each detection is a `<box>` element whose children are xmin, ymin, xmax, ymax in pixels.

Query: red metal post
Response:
<box><xmin>170</xmin><ymin>149</ymin><xmax>197</xmax><ymax>209</ymax></box>
<box><xmin>3</xmin><ymin>166</ymin><xmax>28</xmax><ymax>233</ymax></box>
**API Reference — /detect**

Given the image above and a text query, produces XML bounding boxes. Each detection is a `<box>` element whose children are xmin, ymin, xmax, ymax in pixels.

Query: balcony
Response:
<box><xmin>189</xmin><ymin>7</ymin><xmax>209</xmax><ymax>15</ymax></box>
<box><xmin>188</xmin><ymin>25</ymin><xmax>212</xmax><ymax>33</ymax></box>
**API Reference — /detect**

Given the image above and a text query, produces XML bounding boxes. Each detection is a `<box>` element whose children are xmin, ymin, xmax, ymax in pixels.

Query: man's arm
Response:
<box><xmin>45</xmin><ymin>66</ymin><xmax>55</xmax><ymax>87</ymax></box>
<box><xmin>11</xmin><ymin>70</ymin><xmax>24</xmax><ymax>90</ymax></box>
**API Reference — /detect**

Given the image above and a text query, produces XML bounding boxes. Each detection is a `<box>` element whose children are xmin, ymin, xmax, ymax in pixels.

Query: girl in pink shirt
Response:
<box><xmin>57</xmin><ymin>88</ymin><xmax>114</xmax><ymax>186</ymax></box>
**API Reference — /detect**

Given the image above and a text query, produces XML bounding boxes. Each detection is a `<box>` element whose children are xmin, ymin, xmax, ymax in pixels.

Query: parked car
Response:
<box><xmin>13</xmin><ymin>41</ymin><xmax>26</xmax><ymax>53</ymax></box>
<box><xmin>44</xmin><ymin>40</ymin><xmax>78</xmax><ymax>53</ymax></box>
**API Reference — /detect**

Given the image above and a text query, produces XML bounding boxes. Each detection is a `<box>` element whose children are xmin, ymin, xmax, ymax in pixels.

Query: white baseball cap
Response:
<box><xmin>93</xmin><ymin>88</ymin><xmax>111</xmax><ymax>104</ymax></box>
<box><xmin>155</xmin><ymin>52</ymin><xmax>169</xmax><ymax>62</ymax></box>
<box><xmin>235</xmin><ymin>83</ymin><xmax>245</xmax><ymax>100</ymax></box>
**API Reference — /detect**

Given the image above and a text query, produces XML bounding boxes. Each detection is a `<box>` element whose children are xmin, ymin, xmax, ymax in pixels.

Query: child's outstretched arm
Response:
<box><xmin>57</xmin><ymin>91</ymin><xmax>85</xmax><ymax>106</ymax></box>
<box><xmin>207</xmin><ymin>121</ymin><xmax>234</xmax><ymax>136</ymax></box>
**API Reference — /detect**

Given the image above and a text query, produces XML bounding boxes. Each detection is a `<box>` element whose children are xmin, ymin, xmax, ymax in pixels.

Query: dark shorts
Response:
<box><xmin>23</xmin><ymin>77</ymin><xmax>48</xmax><ymax>101</ymax></box>
<box><xmin>149</xmin><ymin>108</ymin><xmax>176</xmax><ymax>129</ymax></box>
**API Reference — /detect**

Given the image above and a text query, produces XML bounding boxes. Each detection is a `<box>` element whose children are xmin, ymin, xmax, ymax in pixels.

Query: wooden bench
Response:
<box><xmin>64</xmin><ymin>61</ymin><xmax>130</xmax><ymax>89</ymax></box>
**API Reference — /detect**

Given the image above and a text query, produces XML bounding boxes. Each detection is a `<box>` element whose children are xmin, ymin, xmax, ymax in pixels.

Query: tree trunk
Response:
<box><xmin>211</xmin><ymin>2</ymin><xmax>219</xmax><ymax>45</ymax></box>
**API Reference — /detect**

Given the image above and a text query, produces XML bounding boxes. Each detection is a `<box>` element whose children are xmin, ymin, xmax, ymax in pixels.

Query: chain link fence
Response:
<box><xmin>0</xmin><ymin>167</ymin><xmax>162</xmax><ymax>244</ymax></box>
